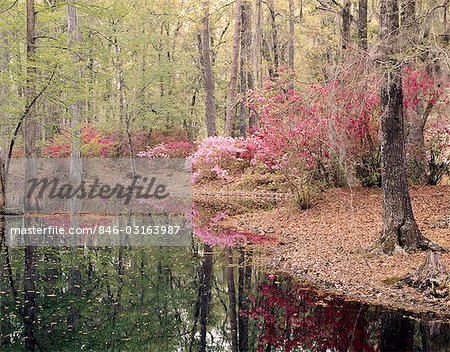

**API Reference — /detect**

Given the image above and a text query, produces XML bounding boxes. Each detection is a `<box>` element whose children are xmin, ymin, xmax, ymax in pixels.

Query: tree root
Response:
<box><xmin>398</xmin><ymin>251</ymin><xmax>450</xmax><ymax>298</ymax></box>
<box><xmin>417</xmin><ymin>236</ymin><xmax>448</xmax><ymax>253</ymax></box>
<box><xmin>369</xmin><ymin>224</ymin><xmax>448</xmax><ymax>255</ymax></box>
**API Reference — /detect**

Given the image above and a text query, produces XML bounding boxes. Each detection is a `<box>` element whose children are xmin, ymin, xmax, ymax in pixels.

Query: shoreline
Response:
<box><xmin>195</xmin><ymin>183</ymin><xmax>450</xmax><ymax>319</ymax></box>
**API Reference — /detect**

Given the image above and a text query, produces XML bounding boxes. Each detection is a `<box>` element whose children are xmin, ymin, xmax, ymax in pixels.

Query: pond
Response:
<box><xmin>0</xmin><ymin>206</ymin><xmax>449</xmax><ymax>351</ymax></box>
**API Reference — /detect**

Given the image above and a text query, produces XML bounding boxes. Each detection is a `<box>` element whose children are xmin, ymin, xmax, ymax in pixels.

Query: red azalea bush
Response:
<box><xmin>403</xmin><ymin>67</ymin><xmax>447</xmax><ymax>110</ymax></box>
<box><xmin>111</xmin><ymin>129</ymin><xmax>191</xmax><ymax>157</ymax></box>
<box><xmin>148</xmin><ymin>128</ymin><xmax>191</xmax><ymax>145</ymax></box>
<box><xmin>111</xmin><ymin>130</ymin><xmax>152</xmax><ymax>157</ymax></box>
<box><xmin>42</xmin><ymin>126</ymin><xmax>116</xmax><ymax>157</ymax></box>
<box><xmin>248</xmin><ymin>72</ymin><xmax>380</xmax><ymax>208</ymax></box>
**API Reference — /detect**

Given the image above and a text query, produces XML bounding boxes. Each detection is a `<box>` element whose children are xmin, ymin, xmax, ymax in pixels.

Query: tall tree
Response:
<box><xmin>198</xmin><ymin>244</ymin><xmax>213</xmax><ymax>352</ymax></box>
<box><xmin>68</xmin><ymin>0</ymin><xmax>83</xmax><ymax>157</ymax></box>
<box><xmin>239</xmin><ymin>0</ymin><xmax>253</xmax><ymax>137</ymax></box>
<box><xmin>225</xmin><ymin>0</ymin><xmax>243</xmax><ymax>136</ymax></box>
<box><xmin>225</xmin><ymin>247</ymin><xmax>238</xmax><ymax>352</ymax></box>
<box><xmin>377</xmin><ymin>0</ymin><xmax>439</xmax><ymax>254</ymax></box>
<box><xmin>200</xmin><ymin>1</ymin><xmax>217</xmax><ymax>137</ymax></box>
<box><xmin>252</xmin><ymin>0</ymin><xmax>262</xmax><ymax>88</ymax></box>
<box><xmin>23</xmin><ymin>1</ymin><xmax>38</xmax><ymax>350</ymax></box>
<box><xmin>250</xmin><ymin>0</ymin><xmax>262</xmax><ymax>129</ymax></box>
<box><xmin>401</xmin><ymin>0</ymin><xmax>432</xmax><ymax>184</ymax></box>
<box><xmin>267</xmin><ymin>0</ymin><xmax>279</xmax><ymax>76</ymax></box>
<box><xmin>358</xmin><ymin>0</ymin><xmax>368</xmax><ymax>50</ymax></box>
<box><xmin>342</xmin><ymin>0</ymin><xmax>352</xmax><ymax>52</ymax></box>
<box><xmin>400</xmin><ymin>0</ymin><xmax>415</xmax><ymax>26</ymax></box>
<box><xmin>237</xmin><ymin>248</ymin><xmax>252</xmax><ymax>352</ymax></box>
<box><xmin>67</xmin><ymin>1</ymin><xmax>83</xmax><ymax>328</ymax></box>
<box><xmin>288</xmin><ymin>0</ymin><xmax>295</xmax><ymax>70</ymax></box>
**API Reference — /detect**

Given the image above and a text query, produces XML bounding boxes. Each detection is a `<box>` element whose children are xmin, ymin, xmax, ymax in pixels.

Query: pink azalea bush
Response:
<box><xmin>191</xmin><ymin>136</ymin><xmax>255</xmax><ymax>182</ymax></box>
<box><xmin>137</xmin><ymin>140</ymin><xmax>194</xmax><ymax>158</ymax></box>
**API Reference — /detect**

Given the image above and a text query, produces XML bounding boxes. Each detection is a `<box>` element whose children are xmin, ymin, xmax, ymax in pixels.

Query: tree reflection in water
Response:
<box><xmin>0</xmin><ymin>206</ymin><xmax>448</xmax><ymax>351</ymax></box>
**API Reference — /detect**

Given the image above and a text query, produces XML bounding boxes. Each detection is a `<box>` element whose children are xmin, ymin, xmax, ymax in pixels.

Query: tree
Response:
<box><xmin>225</xmin><ymin>0</ymin><xmax>242</xmax><ymax>136</ymax></box>
<box><xmin>252</xmin><ymin>0</ymin><xmax>262</xmax><ymax>88</ymax></box>
<box><xmin>200</xmin><ymin>1</ymin><xmax>217</xmax><ymax>137</ymax></box>
<box><xmin>67</xmin><ymin>0</ymin><xmax>83</xmax><ymax>329</ymax></box>
<box><xmin>225</xmin><ymin>246</ymin><xmax>238</xmax><ymax>352</ymax></box>
<box><xmin>342</xmin><ymin>0</ymin><xmax>352</xmax><ymax>52</ymax></box>
<box><xmin>267</xmin><ymin>0</ymin><xmax>279</xmax><ymax>76</ymax></box>
<box><xmin>198</xmin><ymin>244</ymin><xmax>213</xmax><ymax>352</ymax></box>
<box><xmin>288</xmin><ymin>0</ymin><xmax>295</xmax><ymax>70</ymax></box>
<box><xmin>358</xmin><ymin>0</ymin><xmax>368</xmax><ymax>50</ymax></box>
<box><xmin>377</xmin><ymin>0</ymin><xmax>441</xmax><ymax>254</ymax></box>
<box><xmin>239</xmin><ymin>0</ymin><xmax>254</xmax><ymax>137</ymax></box>
<box><xmin>68</xmin><ymin>0</ymin><xmax>83</xmax><ymax>162</ymax></box>
<box><xmin>23</xmin><ymin>1</ymin><xmax>38</xmax><ymax>350</ymax></box>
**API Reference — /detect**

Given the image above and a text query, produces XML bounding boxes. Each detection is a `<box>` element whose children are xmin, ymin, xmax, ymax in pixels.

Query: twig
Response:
<box><xmin>5</xmin><ymin>66</ymin><xmax>57</xmax><ymax>176</ymax></box>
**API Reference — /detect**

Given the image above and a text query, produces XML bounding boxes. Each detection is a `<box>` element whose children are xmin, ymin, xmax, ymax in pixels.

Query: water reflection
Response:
<box><xmin>0</xmin><ymin>208</ymin><xmax>449</xmax><ymax>351</ymax></box>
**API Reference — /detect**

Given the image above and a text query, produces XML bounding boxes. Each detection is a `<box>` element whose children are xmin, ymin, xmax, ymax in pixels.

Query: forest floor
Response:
<box><xmin>194</xmin><ymin>181</ymin><xmax>450</xmax><ymax>318</ymax></box>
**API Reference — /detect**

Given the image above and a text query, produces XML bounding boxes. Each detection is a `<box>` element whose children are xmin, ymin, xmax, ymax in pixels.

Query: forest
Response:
<box><xmin>0</xmin><ymin>0</ymin><xmax>450</xmax><ymax>351</ymax></box>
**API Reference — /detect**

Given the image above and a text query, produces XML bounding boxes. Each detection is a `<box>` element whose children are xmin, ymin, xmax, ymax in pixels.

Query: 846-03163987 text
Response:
<box><xmin>9</xmin><ymin>225</ymin><xmax>182</xmax><ymax>236</ymax></box>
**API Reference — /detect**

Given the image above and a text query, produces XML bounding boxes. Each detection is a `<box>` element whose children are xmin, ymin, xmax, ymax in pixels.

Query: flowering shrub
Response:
<box><xmin>111</xmin><ymin>130</ymin><xmax>152</xmax><ymax>157</ymax></box>
<box><xmin>191</xmin><ymin>136</ymin><xmax>254</xmax><ymax>182</ymax></box>
<box><xmin>248</xmin><ymin>73</ymin><xmax>381</xmax><ymax>207</ymax></box>
<box><xmin>137</xmin><ymin>141</ymin><xmax>194</xmax><ymax>158</ymax></box>
<box><xmin>403</xmin><ymin>67</ymin><xmax>447</xmax><ymax>110</ymax></box>
<box><xmin>149</xmin><ymin>128</ymin><xmax>190</xmax><ymax>145</ymax></box>
<box><xmin>42</xmin><ymin>126</ymin><xmax>115</xmax><ymax>157</ymax></box>
<box><xmin>110</xmin><ymin>129</ymin><xmax>191</xmax><ymax>157</ymax></box>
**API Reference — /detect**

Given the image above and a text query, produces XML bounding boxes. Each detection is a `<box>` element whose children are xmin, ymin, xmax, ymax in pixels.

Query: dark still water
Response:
<box><xmin>0</xmin><ymin>208</ymin><xmax>449</xmax><ymax>351</ymax></box>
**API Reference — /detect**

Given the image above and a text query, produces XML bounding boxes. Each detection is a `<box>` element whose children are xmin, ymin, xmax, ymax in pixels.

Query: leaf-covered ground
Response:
<box><xmin>197</xmin><ymin>184</ymin><xmax>450</xmax><ymax>317</ymax></box>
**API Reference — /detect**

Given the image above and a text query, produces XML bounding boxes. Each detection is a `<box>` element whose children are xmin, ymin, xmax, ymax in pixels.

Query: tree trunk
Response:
<box><xmin>342</xmin><ymin>0</ymin><xmax>352</xmax><ymax>53</ymax></box>
<box><xmin>406</xmin><ymin>101</ymin><xmax>433</xmax><ymax>183</ymax></box>
<box><xmin>400</xmin><ymin>0</ymin><xmax>415</xmax><ymax>27</ymax></box>
<box><xmin>225</xmin><ymin>0</ymin><xmax>243</xmax><ymax>136</ymax></box>
<box><xmin>267</xmin><ymin>0</ymin><xmax>279</xmax><ymax>76</ymax></box>
<box><xmin>250</xmin><ymin>0</ymin><xmax>262</xmax><ymax>128</ymax></box>
<box><xmin>200</xmin><ymin>1</ymin><xmax>217</xmax><ymax>137</ymax></box>
<box><xmin>288</xmin><ymin>0</ymin><xmax>295</xmax><ymax>71</ymax></box>
<box><xmin>0</xmin><ymin>159</ymin><xmax>4</xmax><ymax>210</ymax></box>
<box><xmin>401</xmin><ymin>0</ymin><xmax>430</xmax><ymax>184</ymax></box>
<box><xmin>358</xmin><ymin>0</ymin><xmax>368</xmax><ymax>50</ymax></box>
<box><xmin>0</xmin><ymin>34</ymin><xmax>9</xmax><ymax>210</ymax></box>
<box><xmin>238</xmin><ymin>248</ymin><xmax>252</xmax><ymax>352</ymax></box>
<box><xmin>68</xmin><ymin>0</ymin><xmax>83</xmax><ymax>161</ymax></box>
<box><xmin>239</xmin><ymin>0</ymin><xmax>253</xmax><ymax>137</ymax></box>
<box><xmin>226</xmin><ymin>246</ymin><xmax>238</xmax><ymax>352</ymax></box>
<box><xmin>23</xmin><ymin>2</ymin><xmax>39</xmax><ymax>350</ymax></box>
<box><xmin>198</xmin><ymin>244</ymin><xmax>213</xmax><ymax>352</ymax></box>
<box><xmin>380</xmin><ymin>310</ymin><xmax>415</xmax><ymax>351</ymax></box>
<box><xmin>252</xmin><ymin>0</ymin><xmax>262</xmax><ymax>87</ymax></box>
<box><xmin>67</xmin><ymin>2</ymin><xmax>83</xmax><ymax>328</ymax></box>
<box><xmin>377</xmin><ymin>0</ymin><xmax>438</xmax><ymax>254</ymax></box>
